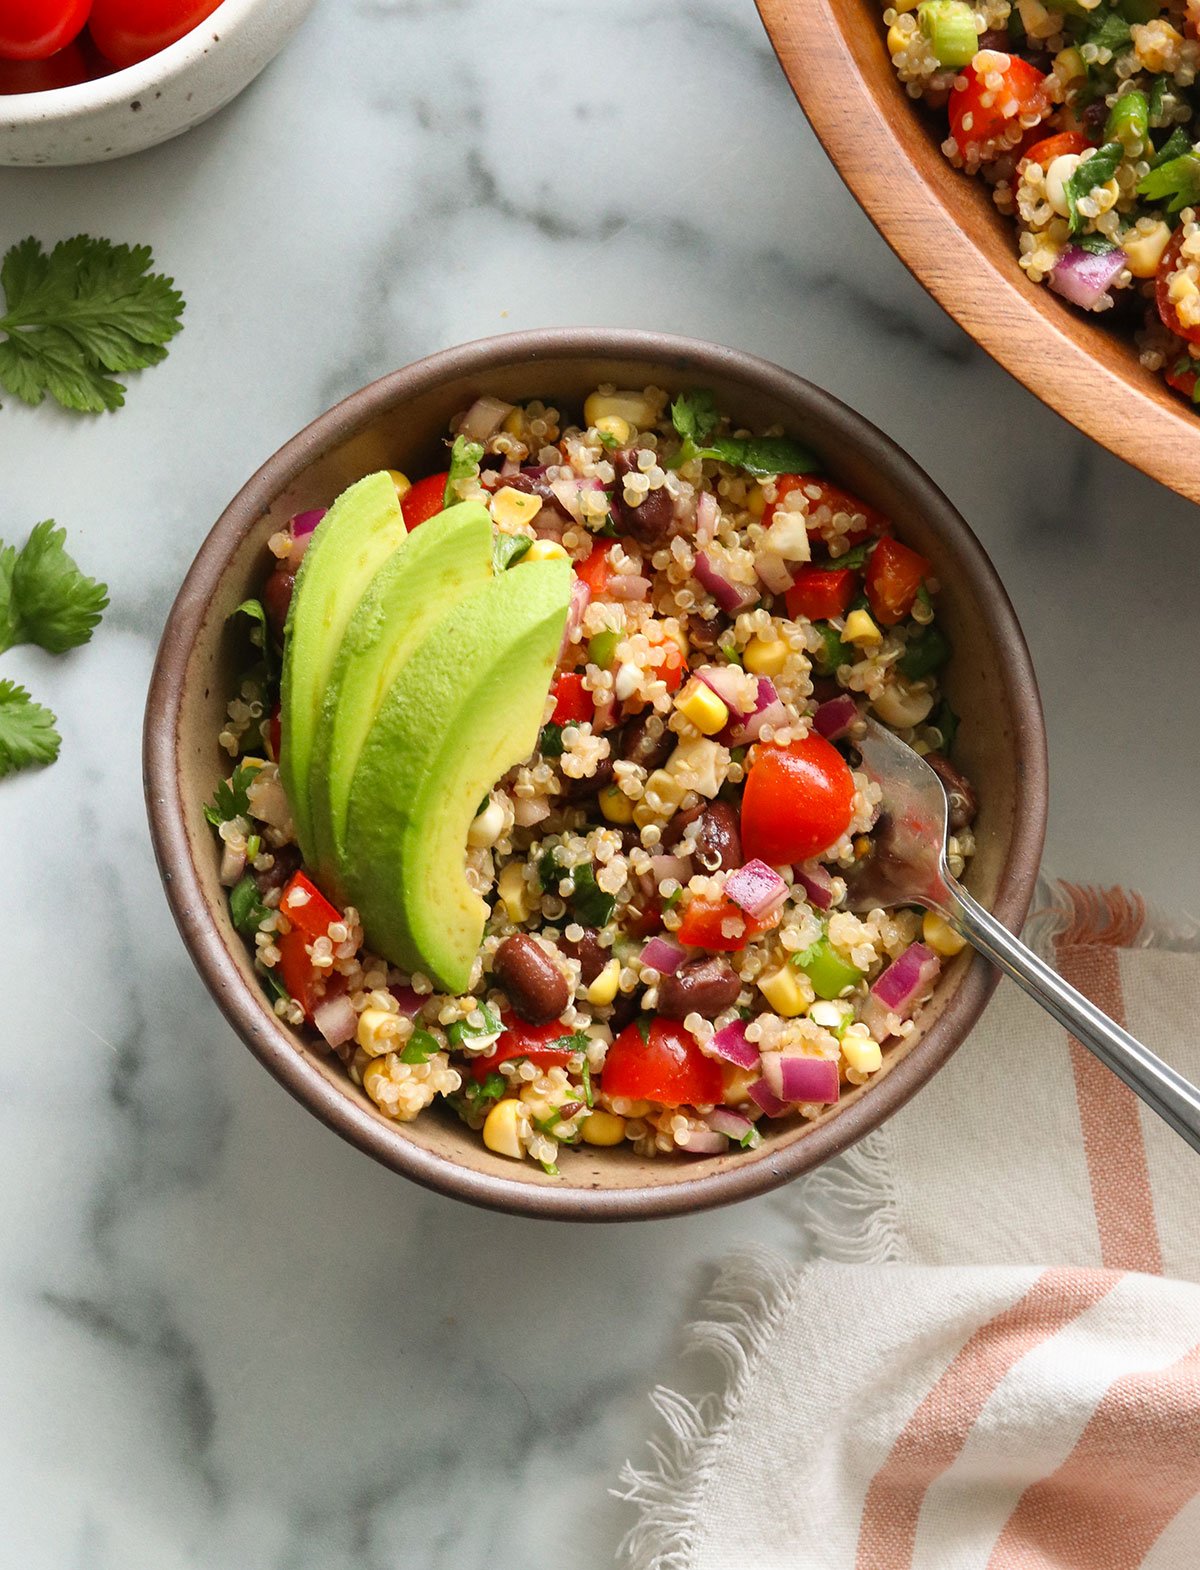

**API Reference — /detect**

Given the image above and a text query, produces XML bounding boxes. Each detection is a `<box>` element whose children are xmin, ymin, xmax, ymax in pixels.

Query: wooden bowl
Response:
<box><xmin>143</xmin><ymin>328</ymin><xmax>1047</xmax><ymax>1220</ymax></box>
<box><xmin>757</xmin><ymin>0</ymin><xmax>1200</xmax><ymax>504</ymax></box>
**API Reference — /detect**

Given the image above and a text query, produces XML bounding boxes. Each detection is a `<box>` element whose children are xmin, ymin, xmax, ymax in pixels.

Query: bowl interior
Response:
<box><xmin>757</xmin><ymin>0</ymin><xmax>1200</xmax><ymax>505</ymax></box>
<box><xmin>147</xmin><ymin>332</ymin><xmax>1046</xmax><ymax>1219</ymax></box>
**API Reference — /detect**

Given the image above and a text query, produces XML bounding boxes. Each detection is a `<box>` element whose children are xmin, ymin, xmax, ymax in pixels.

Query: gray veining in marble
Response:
<box><xmin>1</xmin><ymin>1</ymin><xmax>1198</xmax><ymax>1565</ymax></box>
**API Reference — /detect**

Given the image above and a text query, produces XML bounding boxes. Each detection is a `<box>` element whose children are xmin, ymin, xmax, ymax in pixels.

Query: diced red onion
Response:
<box><xmin>705</xmin><ymin>1107</ymin><xmax>755</xmax><ymax>1139</ymax></box>
<box><xmin>314</xmin><ymin>993</ymin><xmax>358</xmax><ymax>1049</ymax></box>
<box><xmin>513</xmin><ymin>797</ymin><xmax>551</xmax><ymax>827</ymax></box>
<box><xmin>762</xmin><ymin>1051</ymin><xmax>840</xmax><ymax>1105</ymax></box>
<box><xmin>677</xmin><ymin>1127</ymin><xmax>730</xmax><ymax>1155</ymax></box>
<box><xmin>755</xmin><ymin>550</ymin><xmax>794</xmax><ymax>595</ymax></box>
<box><xmin>695</xmin><ymin>491</ymin><xmax>719</xmax><ymax>547</ymax></box>
<box><xmin>1049</xmin><ymin>245</ymin><xmax>1127</xmax><ymax>312</ymax></box>
<box><xmin>813</xmin><ymin>693</ymin><xmax>859</xmax><ymax>741</ymax></box>
<box><xmin>796</xmin><ymin>864</ymin><xmax>834</xmax><ymax>910</ymax></box>
<box><xmin>290</xmin><ymin>508</ymin><xmax>325</xmax><ymax>539</ymax></box>
<box><xmin>695</xmin><ymin>550</ymin><xmax>760</xmax><ymax>615</ymax></box>
<box><xmin>696</xmin><ymin>664</ymin><xmax>754</xmax><ymax>720</ymax></box>
<box><xmin>388</xmin><ymin>985</ymin><xmax>424</xmax><ymax>1018</ymax></box>
<box><xmin>725</xmin><ymin>859</ymin><xmax>788</xmax><ymax>920</ymax></box>
<box><xmin>550</xmin><ymin>476</ymin><xmax>604</xmax><ymax>521</ymax></box>
<box><xmin>710</xmin><ymin>1020</ymin><xmax>761</xmax><ymax>1072</ymax></box>
<box><xmin>726</xmin><ymin>677</ymin><xmax>790</xmax><ymax>744</ymax></box>
<box><xmin>640</xmin><ymin>936</ymin><xmax>686</xmax><ymax>976</ymax></box>
<box><xmin>592</xmin><ymin>691</ymin><xmax>617</xmax><ymax>731</ymax></box>
<box><xmin>219</xmin><ymin>843</ymin><xmax>246</xmax><ymax>888</ymax></box>
<box><xmin>457</xmin><ymin>394</ymin><xmax>514</xmax><ymax>442</ymax></box>
<box><xmin>560</xmin><ymin>576</ymin><xmax>590</xmax><ymax>656</ymax></box>
<box><xmin>500</xmin><ymin>454</ymin><xmax>521</xmax><ymax>478</ymax></box>
<box><xmin>608</xmin><ymin>574</ymin><xmax>651</xmax><ymax>601</ymax></box>
<box><xmin>862</xmin><ymin>942</ymin><xmax>941</xmax><ymax>1040</ymax></box>
<box><xmin>748</xmin><ymin>1077</ymin><xmax>788</xmax><ymax>1117</ymax></box>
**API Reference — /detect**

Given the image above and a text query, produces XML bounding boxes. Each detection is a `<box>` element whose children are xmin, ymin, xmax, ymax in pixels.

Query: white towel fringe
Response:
<box><xmin>614</xmin><ymin>1246</ymin><xmax>798</xmax><ymax>1570</ymax></box>
<box><xmin>792</xmin><ymin>1126</ymin><xmax>904</xmax><ymax>1265</ymax></box>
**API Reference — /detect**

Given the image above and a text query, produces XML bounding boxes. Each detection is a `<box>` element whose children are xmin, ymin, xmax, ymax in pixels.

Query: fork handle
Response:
<box><xmin>947</xmin><ymin>886</ymin><xmax>1200</xmax><ymax>1155</ymax></box>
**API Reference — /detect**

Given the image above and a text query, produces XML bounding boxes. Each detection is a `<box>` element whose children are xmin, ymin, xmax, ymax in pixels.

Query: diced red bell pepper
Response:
<box><xmin>576</xmin><ymin>542</ymin><xmax>614</xmax><ymax>596</ymax></box>
<box><xmin>551</xmin><ymin>672</ymin><xmax>595</xmax><ymax>725</ymax></box>
<box><xmin>649</xmin><ymin>639</ymin><xmax>686</xmax><ymax>693</ymax></box>
<box><xmin>864</xmin><ymin>536</ymin><xmax>930</xmax><ymax>627</ymax></box>
<box><xmin>275</xmin><ymin>928</ymin><xmax>346</xmax><ymax>1021</ymax></box>
<box><xmin>785</xmin><ymin>567</ymin><xmax>858</xmax><ymax>622</ymax></box>
<box><xmin>601</xmin><ymin>1018</ymin><xmax>725</xmax><ymax>1107</ymax></box>
<box><xmin>676</xmin><ymin>894</ymin><xmax>780</xmax><ymax>952</ymax></box>
<box><xmin>469</xmin><ymin>1019</ymin><xmax>575</xmax><ymax>1083</ymax></box>
<box><xmin>948</xmin><ymin>54</ymin><xmax>1048</xmax><ymax>165</ymax></box>
<box><xmin>401</xmin><ymin>471</ymin><xmax>450</xmax><ymax>529</ymax></box>
<box><xmin>279</xmin><ymin>871</ymin><xmax>342</xmax><ymax>942</ymax></box>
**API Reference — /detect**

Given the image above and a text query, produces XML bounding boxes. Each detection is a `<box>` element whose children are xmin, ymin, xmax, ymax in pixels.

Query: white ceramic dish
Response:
<box><xmin>0</xmin><ymin>0</ymin><xmax>314</xmax><ymax>166</ymax></box>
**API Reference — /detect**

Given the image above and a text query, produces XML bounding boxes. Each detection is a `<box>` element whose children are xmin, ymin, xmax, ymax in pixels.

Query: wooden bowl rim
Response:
<box><xmin>143</xmin><ymin>327</ymin><xmax>1048</xmax><ymax>1221</ymax></box>
<box><xmin>756</xmin><ymin>0</ymin><xmax>1200</xmax><ymax>505</ymax></box>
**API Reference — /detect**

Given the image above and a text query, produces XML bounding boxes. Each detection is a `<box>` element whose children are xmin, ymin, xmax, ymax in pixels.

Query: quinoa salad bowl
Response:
<box><xmin>144</xmin><ymin>329</ymin><xmax>1047</xmax><ymax>1221</ymax></box>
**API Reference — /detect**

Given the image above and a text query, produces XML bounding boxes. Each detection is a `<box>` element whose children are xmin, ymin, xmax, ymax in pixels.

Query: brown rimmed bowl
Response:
<box><xmin>143</xmin><ymin>328</ymin><xmax>1047</xmax><ymax>1221</ymax></box>
<box><xmin>756</xmin><ymin>0</ymin><xmax>1200</xmax><ymax>506</ymax></box>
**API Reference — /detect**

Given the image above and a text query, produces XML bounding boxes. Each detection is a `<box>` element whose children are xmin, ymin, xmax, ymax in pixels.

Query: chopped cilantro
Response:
<box><xmin>580</xmin><ymin>1057</ymin><xmax>594</xmax><ymax>1108</ymax></box>
<box><xmin>900</xmin><ymin>623</ymin><xmax>951</xmax><ymax>679</ymax></box>
<box><xmin>539</xmin><ymin>722</ymin><xmax>565</xmax><ymax>759</ymax></box>
<box><xmin>1077</xmin><ymin>234</ymin><xmax>1120</xmax><ymax>256</ymax></box>
<box><xmin>813</xmin><ymin>621</ymin><xmax>854</xmax><ymax>676</ymax></box>
<box><xmin>1151</xmin><ymin>126</ymin><xmax>1191</xmax><ymax>168</ymax></box>
<box><xmin>568</xmin><ymin>862</ymin><xmax>616</xmax><ymax>927</ymax></box>
<box><xmin>1148</xmin><ymin>74</ymin><xmax>1166</xmax><ymax>126</ymax></box>
<box><xmin>1084</xmin><ymin>12</ymin><xmax>1130</xmax><ymax>53</ymax></box>
<box><xmin>443</xmin><ymin>434</ymin><xmax>483</xmax><ymax>506</ymax></box>
<box><xmin>635</xmin><ymin>1015</ymin><xmax>652</xmax><ymax>1044</ymax></box>
<box><xmin>462</xmin><ymin>1072</ymin><xmax>506</xmax><ymax>1112</ymax></box>
<box><xmin>931</xmin><ymin>699</ymin><xmax>959</xmax><ymax>751</ymax></box>
<box><xmin>669</xmin><ymin>387</ymin><xmax>819</xmax><ymax>476</ymax></box>
<box><xmin>670</xmin><ymin>390</ymin><xmax>720</xmax><ymax>444</ymax></box>
<box><xmin>1138</xmin><ymin>150</ymin><xmax>1200</xmax><ymax>212</ymax></box>
<box><xmin>446</xmin><ymin>1003</ymin><xmax>501</xmax><ymax>1051</ymax></box>
<box><xmin>493</xmin><ymin>532</ymin><xmax>532</xmax><ymax>572</ymax></box>
<box><xmin>595</xmin><ymin>429</ymin><xmax>619</xmax><ymax>450</ymax></box>
<box><xmin>401</xmin><ymin>1028</ymin><xmax>442</xmax><ymax>1065</ymax></box>
<box><xmin>1064</xmin><ymin>142</ymin><xmax>1123</xmax><ymax>234</ymax></box>
<box><xmin>204</xmin><ymin>762</ymin><xmax>256</xmax><ymax>827</ymax></box>
<box><xmin>262</xmin><ymin>969</ymin><xmax>291</xmax><ymax>1003</ymax></box>
<box><xmin>229</xmin><ymin>874</ymin><xmax>269</xmax><ymax>934</ymax></box>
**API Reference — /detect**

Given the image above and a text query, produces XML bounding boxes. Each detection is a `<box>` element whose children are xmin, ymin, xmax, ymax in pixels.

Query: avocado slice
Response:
<box><xmin>279</xmin><ymin>472</ymin><xmax>407</xmax><ymax>862</ymax></box>
<box><xmin>307</xmin><ymin>501</ymin><xmax>494</xmax><ymax>891</ymax></box>
<box><xmin>342</xmin><ymin>558</ymin><xmax>571</xmax><ymax>992</ymax></box>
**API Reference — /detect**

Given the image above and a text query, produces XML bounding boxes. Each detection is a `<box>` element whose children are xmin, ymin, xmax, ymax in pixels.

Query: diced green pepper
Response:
<box><xmin>917</xmin><ymin>0</ymin><xmax>978</xmax><ymax>67</ymax></box>
<box><xmin>588</xmin><ymin>629</ymin><xmax>619</xmax><ymax>669</ymax></box>
<box><xmin>791</xmin><ymin>935</ymin><xmax>864</xmax><ymax>1000</ymax></box>
<box><xmin>569</xmin><ymin>862</ymin><xmax>616</xmax><ymax>927</ymax></box>
<box><xmin>230</xmin><ymin>874</ymin><xmax>268</xmax><ymax>934</ymax></box>
<box><xmin>401</xmin><ymin>1028</ymin><xmax>442</xmax><ymax>1064</ymax></box>
<box><xmin>900</xmin><ymin>623</ymin><xmax>952</xmax><ymax>680</ymax></box>
<box><xmin>813</xmin><ymin>621</ymin><xmax>855</xmax><ymax>676</ymax></box>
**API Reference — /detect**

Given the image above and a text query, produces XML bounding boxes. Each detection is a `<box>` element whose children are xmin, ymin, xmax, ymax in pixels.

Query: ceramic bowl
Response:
<box><xmin>144</xmin><ymin>328</ymin><xmax>1048</xmax><ymax>1220</ymax></box>
<box><xmin>756</xmin><ymin>0</ymin><xmax>1200</xmax><ymax>506</ymax></box>
<box><xmin>0</xmin><ymin>0</ymin><xmax>313</xmax><ymax>166</ymax></box>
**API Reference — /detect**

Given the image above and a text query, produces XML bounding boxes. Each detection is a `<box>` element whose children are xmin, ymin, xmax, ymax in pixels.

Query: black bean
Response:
<box><xmin>263</xmin><ymin>566</ymin><xmax>295</xmax><ymax>640</ymax></box>
<box><xmin>622</xmin><ymin>712</ymin><xmax>672</xmax><ymax>771</ymax></box>
<box><xmin>559</xmin><ymin>754</ymin><xmax>615</xmax><ymax>801</ymax></box>
<box><xmin>501</xmin><ymin>469</ymin><xmax>572</xmax><ymax>521</ymax></box>
<box><xmin>924</xmin><ymin>752</ymin><xmax>978</xmax><ymax>833</ymax></box>
<box><xmin>561</xmin><ymin>927</ymin><xmax>607</xmax><ymax>986</ymax></box>
<box><xmin>610</xmin><ymin>451</ymin><xmax>675</xmax><ymax>546</ymax></box>
<box><xmin>254</xmin><ymin>843</ymin><xmax>301</xmax><ymax>896</ymax></box>
<box><xmin>656</xmin><ymin>957</ymin><xmax>742</xmax><ymax>1021</ymax></box>
<box><xmin>686</xmin><ymin>613</ymin><xmax>724</xmax><ymax>658</ymax></box>
<box><xmin>661</xmin><ymin>801</ymin><xmax>742</xmax><ymax>872</ymax></box>
<box><xmin>493</xmin><ymin>934</ymin><xmax>570</xmax><ymax>1024</ymax></box>
<box><xmin>608</xmin><ymin>989</ymin><xmax>642</xmax><ymax>1032</ymax></box>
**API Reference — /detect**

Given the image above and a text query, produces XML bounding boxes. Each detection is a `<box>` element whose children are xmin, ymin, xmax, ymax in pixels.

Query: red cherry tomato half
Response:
<box><xmin>785</xmin><ymin>566</ymin><xmax>858</xmax><ymax>623</ymax></box>
<box><xmin>1016</xmin><ymin>129</ymin><xmax>1090</xmax><ymax>177</ymax></box>
<box><xmin>0</xmin><ymin>39</ymin><xmax>88</xmax><ymax>88</ymax></box>
<box><xmin>783</xmin><ymin>477</ymin><xmax>890</xmax><ymax>545</ymax></box>
<box><xmin>469</xmin><ymin>1020</ymin><xmax>574</xmax><ymax>1083</ymax></box>
<box><xmin>1156</xmin><ymin>229</ymin><xmax>1200</xmax><ymax>348</ymax></box>
<box><xmin>551</xmin><ymin>672</ymin><xmax>594</xmax><ymax>725</ymax></box>
<box><xmin>675</xmin><ymin>893</ymin><xmax>780</xmax><ymax>952</ymax></box>
<box><xmin>279</xmin><ymin>870</ymin><xmax>342</xmax><ymax>943</ymax></box>
<box><xmin>400</xmin><ymin>471</ymin><xmax>450</xmax><ymax>529</ymax></box>
<box><xmin>649</xmin><ymin>639</ymin><xmax>685</xmax><ymax>693</ymax></box>
<box><xmin>602</xmin><ymin>1019</ymin><xmax>725</xmax><ymax>1108</ymax></box>
<box><xmin>740</xmin><ymin>734</ymin><xmax>855</xmax><ymax>866</ymax></box>
<box><xmin>948</xmin><ymin>53</ymin><xmax>1048</xmax><ymax>164</ymax></box>
<box><xmin>864</xmin><ymin>536</ymin><xmax>930</xmax><ymax>626</ymax></box>
<box><xmin>1165</xmin><ymin>356</ymin><xmax>1200</xmax><ymax>403</ymax></box>
<box><xmin>88</xmin><ymin>0</ymin><xmax>222</xmax><ymax>69</ymax></box>
<box><xmin>0</xmin><ymin>0</ymin><xmax>91</xmax><ymax>61</ymax></box>
<box><xmin>761</xmin><ymin>473</ymin><xmax>811</xmax><ymax>530</ymax></box>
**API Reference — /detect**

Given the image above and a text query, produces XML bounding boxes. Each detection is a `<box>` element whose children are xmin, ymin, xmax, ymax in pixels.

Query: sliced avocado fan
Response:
<box><xmin>279</xmin><ymin>472</ymin><xmax>407</xmax><ymax>864</ymax></box>
<box><xmin>343</xmin><ymin>558</ymin><xmax>571</xmax><ymax>993</ymax></box>
<box><xmin>307</xmin><ymin>501</ymin><xmax>493</xmax><ymax>894</ymax></box>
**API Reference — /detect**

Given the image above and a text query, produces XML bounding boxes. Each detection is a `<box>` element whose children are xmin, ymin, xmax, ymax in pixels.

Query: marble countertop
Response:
<box><xmin>2</xmin><ymin>2</ymin><xmax>1198</xmax><ymax>1565</ymax></box>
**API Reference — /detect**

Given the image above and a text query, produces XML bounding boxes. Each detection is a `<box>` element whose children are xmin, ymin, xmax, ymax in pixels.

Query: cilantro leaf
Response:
<box><xmin>1085</xmin><ymin>12</ymin><xmax>1130</xmax><ymax>52</ymax></box>
<box><xmin>671</xmin><ymin>389</ymin><xmax>819</xmax><ymax>476</ymax></box>
<box><xmin>539</xmin><ymin>722</ymin><xmax>565</xmax><ymax>759</ymax></box>
<box><xmin>204</xmin><ymin>763</ymin><xmax>256</xmax><ymax>827</ymax></box>
<box><xmin>1151</xmin><ymin>126</ymin><xmax>1192</xmax><ymax>168</ymax></box>
<box><xmin>1138</xmin><ymin>149</ymin><xmax>1200</xmax><ymax>212</ymax></box>
<box><xmin>1077</xmin><ymin>234</ymin><xmax>1121</xmax><ymax>256</ymax></box>
<box><xmin>443</xmin><ymin>434</ymin><xmax>484</xmax><ymax>506</ymax></box>
<box><xmin>229</xmin><ymin>874</ymin><xmax>270</xmax><ymax>935</ymax></box>
<box><xmin>493</xmin><ymin>532</ymin><xmax>533</xmax><ymax>572</ymax></box>
<box><xmin>0</xmin><ymin>235</ymin><xmax>184</xmax><ymax>414</ymax></box>
<box><xmin>670</xmin><ymin>390</ymin><xmax>720</xmax><ymax>444</ymax></box>
<box><xmin>1065</xmin><ymin>142</ymin><xmax>1124</xmax><ymax>234</ymax></box>
<box><xmin>0</xmin><ymin>520</ymin><xmax>108</xmax><ymax>655</ymax></box>
<box><xmin>0</xmin><ymin>679</ymin><xmax>61</xmax><ymax>778</ymax></box>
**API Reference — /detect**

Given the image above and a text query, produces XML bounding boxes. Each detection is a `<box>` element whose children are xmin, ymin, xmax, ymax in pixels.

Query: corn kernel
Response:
<box><xmin>584</xmin><ymin>389</ymin><xmax>659</xmax><ymax>431</ymax></box>
<box><xmin>675</xmin><ymin>678</ymin><xmax>729</xmax><ymax>736</ymax></box>
<box><xmin>362</xmin><ymin>1058</ymin><xmax>394</xmax><ymax>1104</ymax></box>
<box><xmin>491</xmin><ymin>486</ymin><xmax>543</xmax><ymax>529</ymax></box>
<box><xmin>482</xmin><ymin>1098</ymin><xmax>526</xmax><ymax>1158</ymax></box>
<box><xmin>357</xmin><ymin>1008</ymin><xmax>399</xmax><ymax>1057</ymax></box>
<box><xmin>582</xmin><ymin>1109</ymin><xmax>627</xmax><ymax>1146</ymax></box>
<box><xmin>502</xmin><ymin>407</ymin><xmax>524</xmax><ymax>436</ymax></box>
<box><xmin>498</xmin><ymin>861</ymin><xmax>532</xmax><ymax>923</ymax></box>
<box><xmin>923</xmin><ymin>910</ymin><xmax>967</xmax><ymax>957</ymax></box>
<box><xmin>746</xmin><ymin>485</ymin><xmax>766</xmax><ymax>518</ymax></box>
<box><xmin>843</xmin><ymin>609</ymin><xmax>882</xmax><ymax>647</ymax></box>
<box><xmin>240</xmin><ymin>756</ymin><xmax>268</xmax><ymax>773</ymax></box>
<box><xmin>1124</xmin><ymin>220</ymin><xmax>1171</xmax><ymax>279</ymax></box>
<box><xmin>758</xmin><ymin>966</ymin><xmax>809</xmax><ymax>1018</ymax></box>
<box><xmin>523</xmin><ymin>537</ymin><xmax>568</xmax><ymax>563</ymax></box>
<box><xmin>841</xmin><ymin>1032</ymin><xmax>883</xmax><ymax>1075</ymax></box>
<box><xmin>1053</xmin><ymin>46</ymin><xmax>1085</xmax><ymax>84</ymax></box>
<box><xmin>586</xmin><ymin>957</ymin><xmax>621</xmax><ymax>1006</ymax></box>
<box><xmin>853</xmin><ymin>835</ymin><xmax>872</xmax><ymax>859</ymax></box>
<box><xmin>887</xmin><ymin>21</ymin><xmax>909</xmax><ymax>56</ymax></box>
<box><xmin>467</xmin><ymin>797</ymin><xmax>504</xmax><ymax>848</ymax></box>
<box><xmin>385</xmin><ymin>468</ymin><xmax>411</xmax><ymax>503</ymax></box>
<box><xmin>744</xmin><ymin>635</ymin><xmax>788</xmax><ymax>676</ymax></box>
<box><xmin>595</xmin><ymin>414</ymin><xmax>630</xmax><ymax>445</ymax></box>
<box><xmin>634</xmin><ymin>767</ymin><xmax>688</xmax><ymax>826</ymax></box>
<box><xmin>598</xmin><ymin>783</ymin><xmax>635</xmax><ymax>824</ymax></box>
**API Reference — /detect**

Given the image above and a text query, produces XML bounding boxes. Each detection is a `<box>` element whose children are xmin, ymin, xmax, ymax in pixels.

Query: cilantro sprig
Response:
<box><xmin>0</xmin><ymin>679</ymin><xmax>61</xmax><ymax>777</ymax></box>
<box><xmin>670</xmin><ymin>389</ymin><xmax>819</xmax><ymax>477</ymax></box>
<box><xmin>204</xmin><ymin>763</ymin><xmax>256</xmax><ymax>828</ymax></box>
<box><xmin>1064</xmin><ymin>142</ymin><xmax>1123</xmax><ymax>235</ymax></box>
<box><xmin>0</xmin><ymin>236</ymin><xmax>185</xmax><ymax>414</ymax></box>
<box><xmin>1138</xmin><ymin>149</ymin><xmax>1200</xmax><ymax>213</ymax></box>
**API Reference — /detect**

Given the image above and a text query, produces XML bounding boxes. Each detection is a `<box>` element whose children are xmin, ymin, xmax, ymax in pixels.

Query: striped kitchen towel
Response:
<box><xmin>619</xmin><ymin>885</ymin><xmax>1200</xmax><ymax>1569</ymax></box>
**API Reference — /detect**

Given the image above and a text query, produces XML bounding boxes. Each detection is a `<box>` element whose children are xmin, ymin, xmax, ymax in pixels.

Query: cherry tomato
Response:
<box><xmin>551</xmin><ymin>672</ymin><xmax>593</xmax><ymax>725</ymax></box>
<box><xmin>740</xmin><ymin>735</ymin><xmax>855</xmax><ymax>866</ymax></box>
<box><xmin>1165</xmin><ymin>357</ymin><xmax>1200</xmax><ymax>403</ymax></box>
<box><xmin>948</xmin><ymin>53</ymin><xmax>1048</xmax><ymax>164</ymax></box>
<box><xmin>864</xmin><ymin>536</ymin><xmax>930</xmax><ymax>626</ymax></box>
<box><xmin>602</xmin><ymin>1019</ymin><xmax>724</xmax><ymax>1107</ymax></box>
<box><xmin>785</xmin><ymin>567</ymin><xmax>858</xmax><ymax>623</ymax></box>
<box><xmin>676</xmin><ymin>893</ymin><xmax>781</xmax><ymax>952</ymax></box>
<box><xmin>0</xmin><ymin>0</ymin><xmax>91</xmax><ymax>61</ymax></box>
<box><xmin>398</xmin><ymin>471</ymin><xmax>449</xmax><ymax>529</ymax></box>
<box><xmin>88</xmin><ymin>0</ymin><xmax>221</xmax><ymax>69</ymax></box>
<box><xmin>575</xmin><ymin>541</ymin><xmax>614</xmax><ymax>596</ymax></box>
<box><xmin>1156</xmin><ymin>229</ymin><xmax>1200</xmax><ymax>347</ymax></box>
<box><xmin>648</xmin><ymin>637</ymin><xmax>685</xmax><ymax>694</ymax></box>
<box><xmin>761</xmin><ymin>473</ymin><xmax>811</xmax><ymax>530</ymax></box>
<box><xmin>469</xmin><ymin>1020</ymin><xmax>574</xmax><ymax>1083</ymax></box>
<box><xmin>779</xmin><ymin>477</ymin><xmax>890</xmax><ymax>546</ymax></box>
<box><xmin>279</xmin><ymin>870</ymin><xmax>342</xmax><ymax>943</ymax></box>
<box><xmin>1016</xmin><ymin>129</ymin><xmax>1090</xmax><ymax>176</ymax></box>
<box><xmin>0</xmin><ymin>40</ymin><xmax>87</xmax><ymax>88</ymax></box>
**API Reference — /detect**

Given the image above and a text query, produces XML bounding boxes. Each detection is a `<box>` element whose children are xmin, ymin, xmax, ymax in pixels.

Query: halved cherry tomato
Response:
<box><xmin>787</xmin><ymin>477</ymin><xmax>890</xmax><ymax>545</ymax></box>
<box><xmin>1016</xmin><ymin>129</ymin><xmax>1090</xmax><ymax>176</ymax></box>
<box><xmin>1165</xmin><ymin>357</ymin><xmax>1200</xmax><ymax>402</ymax></box>
<box><xmin>676</xmin><ymin>893</ymin><xmax>781</xmax><ymax>952</ymax></box>
<box><xmin>0</xmin><ymin>40</ymin><xmax>87</xmax><ymax>87</ymax></box>
<box><xmin>864</xmin><ymin>536</ymin><xmax>930</xmax><ymax>626</ymax></box>
<box><xmin>0</xmin><ymin>0</ymin><xmax>90</xmax><ymax>60</ymax></box>
<box><xmin>740</xmin><ymin>734</ymin><xmax>855</xmax><ymax>865</ymax></box>
<box><xmin>1155</xmin><ymin>229</ymin><xmax>1200</xmax><ymax>347</ymax></box>
<box><xmin>400</xmin><ymin>471</ymin><xmax>450</xmax><ymax>529</ymax></box>
<box><xmin>785</xmin><ymin>567</ymin><xmax>857</xmax><ymax>622</ymax></box>
<box><xmin>279</xmin><ymin>870</ymin><xmax>342</xmax><ymax>942</ymax></box>
<box><xmin>469</xmin><ymin>1019</ymin><xmax>575</xmax><ymax>1083</ymax></box>
<box><xmin>551</xmin><ymin>672</ymin><xmax>594</xmax><ymax>725</ymax></box>
<box><xmin>761</xmin><ymin>473</ymin><xmax>811</xmax><ymax>530</ymax></box>
<box><xmin>88</xmin><ymin>0</ymin><xmax>222</xmax><ymax>69</ymax></box>
<box><xmin>575</xmin><ymin>541</ymin><xmax>614</xmax><ymax>596</ymax></box>
<box><xmin>602</xmin><ymin>1018</ymin><xmax>724</xmax><ymax>1107</ymax></box>
<box><xmin>948</xmin><ymin>54</ymin><xmax>1048</xmax><ymax>164</ymax></box>
<box><xmin>648</xmin><ymin>637</ymin><xmax>686</xmax><ymax>693</ymax></box>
